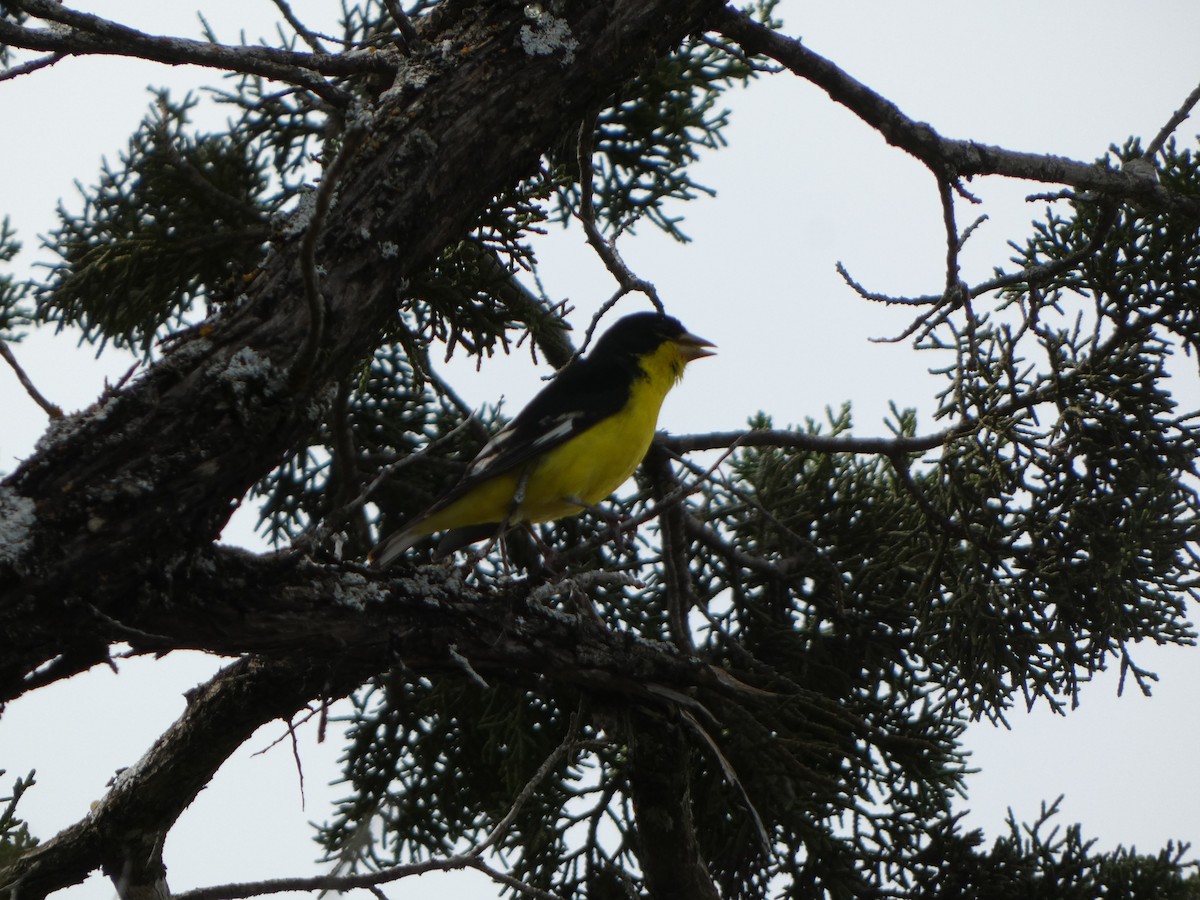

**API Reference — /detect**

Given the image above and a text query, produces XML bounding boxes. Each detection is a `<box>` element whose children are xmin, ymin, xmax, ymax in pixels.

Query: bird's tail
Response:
<box><xmin>367</xmin><ymin>527</ymin><xmax>422</xmax><ymax>570</ymax></box>
<box><xmin>433</xmin><ymin>523</ymin><xmax>502</xmax><ymax>559</ymax></box>
<box><xmin>370</xmin><ymin>521</ymin><xmax>504</xmax><ymax>568</ymax></box>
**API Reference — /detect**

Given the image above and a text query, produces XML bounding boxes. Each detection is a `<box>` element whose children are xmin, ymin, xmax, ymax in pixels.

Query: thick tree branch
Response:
<box><xmin>0</xmin><ymin>0</ymin><xmax>728</xmax><ymax>704</ymax></box>
<box><xmin>715</xmin><ymin>7</ymin><xmax>1200</xmax><ymax>216</ymax></box>
<box><xmin>4</xmin><ymin>541</ymin><xmax>754</xmax><ymax>707</ymax></box>
<box><xmin>1</xmin><ymin>656</ymin><xmax>364</xmax><ymax>899</ymax></box>
<box><xmin>0</xmin><ymin>547</ymin><xmax>770</xmax><ymax>895</ymax></box>
<box><xmin>124</xmin><ymin>549</ymin><xmax>739</xmax><ymax>701</ymax></box>
<box><xmin>626</xmin><ymin>715</ymin><xmax>721</xmax><ymax>900</ymax></box>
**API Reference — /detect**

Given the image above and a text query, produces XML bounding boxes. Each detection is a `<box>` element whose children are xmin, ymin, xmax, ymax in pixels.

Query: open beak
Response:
<box><xmin>675</xmin><ymin>330</ymin><xmax>717</xmax><ymax>362</ymax></box>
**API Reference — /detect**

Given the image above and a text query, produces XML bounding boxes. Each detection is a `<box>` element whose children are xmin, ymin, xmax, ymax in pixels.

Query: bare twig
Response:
<box><xmin>180</xmin><ymin>728</ymin><xmax>594</xmax><ymax>900</ymax></box>
<box><xmin>1144</xmin><ymin>78</ymin><xmax>1200</xmax><ymax>162</ymax></box>
<box><xmin>0</xmin><ymin>50</ymin><xmax>63</xmax><ymax>81</ymax></box>
<box><xmin>679</xmin><ymin>709</ymin><xmax>771</xmax><ymax>853</ymax></box>
<box><xmin>173</xmin><ymin>855</ymin><xmax>565</xmax><ymax>900</ymax></box>
<box><xmin>967</xmin><ymin>201</ymin><xmax>1117</xmax><ymax>297</ymax></box>
<box><xmin>477</xmin><ymin>719</ymin><xmax>586</xmax><ymax>854</ymax></box>
<box><xmin>251</xmin><ymin>704</ymin><xmax>322</xmax><ymax>756</ymax></box>
<box><xmin>1</xmin><ymin>0</ymin><xmax>375</xmax><ymax>106</ymax></box>
<box><xmin>681</xmin><ymin>510</ymin><xmax>792</xmax><ymax>582</ymax></box>
<box><xmin>714</xmin><ymin>8</ymin><xmax>1200</xmax><ymax>217</ymax></box>
<box><xmin>0</xmin><ymin>340</ymin><xmax>62</xmax><ymax>419</ymax></box>
<box><xmin>851</xmin><ymin>190</ymin><xmax>1115</xmax><ymax>346</ymax></box>
<box><xmin>381</xmin><ymin>0</ymin><xmax>422</xmax><ymax>52</ymax></box>
<box><xmin>447</xmin><ymin>644</ymin><xmax>489</xmax><ymax>688</ymax></box>
<box><xmin>268</xmin><ymin>0</ymin><xmax>328</xmax><ymax>54</ymax></box>
<box><xmin>937</xmin><ymin>176</ymin><xmax>963</xmax><ymax>299</ymax></box>
<box><xmin>835</xmin><ymin>261</ymin><xmax>941</xmax><ymax>307</ymax></box>
<box><xmin>672</xmin><ymin>311</ymin><xmax>1143</xmax><ymax>467</ymax></box>
<box><xmin>573</xmin><ymin>116</ymin><xmax>664</xmax><ymax>352</ymax></box>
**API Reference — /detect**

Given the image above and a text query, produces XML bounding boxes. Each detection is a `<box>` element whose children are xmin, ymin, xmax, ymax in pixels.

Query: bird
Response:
<box><xmin>368</xmin><ymin>311</ymin><xmax>715</xmax><ymax>568</ymax></box>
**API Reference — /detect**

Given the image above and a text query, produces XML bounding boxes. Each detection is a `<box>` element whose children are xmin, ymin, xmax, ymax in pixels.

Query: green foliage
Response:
<box><xmin>402</xmin><ymin>175</ymin><xmax>560</xmax><ymax>366</ymax></box>
<box><xmin>36</xmin><ymin>92</ymin><xmax>271</xmax><ymax>352</ymax></box>
<box><xmin>312</xmin><ymin>88</ymin><xmax>1200</xmax><ymax>900</ymax></box>
<box><xmin>0</xmin><ymin>770</ymin><xmax>38</xmax><ymax>867</ymax></box>
<box><xmin>0</xmin><ymin>218</ymin><xmax>30</xmax><ymax>339</ymax></box>
<box><xmin>684</xmin><ymin>407</ymin><xmax>968</xmax><ymax>894</ymax></box>
<box><xmin>319</xmin><ymin>675</ymin><xmax>591</xmax><ymax>889</ymax></box>
<box><xmin>254</xmin><ymin>337</ymin><xmax>479</xmax><ymax>549</ymax></box>
<box><xmin>13</xmin><ymin>0</ymin><xmax>1200</xmax><ymax>894</ymax></box>
<box><xmin>552</xmin><ymin>3</ymin><xmax>779</xmax><ymax>242</ymax></box>
<box><xmin>1001</xmin><ymin>138</ymin><xmax>1200</xmax><ymax>361</ymax></box>
<box><xmin>908</xmin><ymin>800</ymin><xmax>1199</xmax><ymax>898</ymax></box>
<box><xmin>901</xmin><ymin>137</ymin><xmax>1200</xmax><ymax>718</ymax></box>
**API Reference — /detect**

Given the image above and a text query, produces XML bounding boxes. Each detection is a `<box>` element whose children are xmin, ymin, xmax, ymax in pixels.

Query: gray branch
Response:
<box><xmin>716</xmin><ymin>8</ymin><xmax>1200</xmax><ymax>216</ymax></box>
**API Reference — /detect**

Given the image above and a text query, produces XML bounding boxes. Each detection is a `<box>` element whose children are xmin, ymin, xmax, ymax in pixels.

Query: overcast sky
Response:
<box><xmin>3</xmin><ymin>2</ymin><xmax>1200</xmax><ymax>896</ymax></box>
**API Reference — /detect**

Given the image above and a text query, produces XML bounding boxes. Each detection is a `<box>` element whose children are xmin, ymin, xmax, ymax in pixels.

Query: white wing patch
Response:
<box><xmin>466</xmin><ymin>423</ymin><xmax>517</xmax><ymax>476</ymax></box>
<box><xmin>529</xmin><ymin>414</ymin><xmax>580</xmax><ymax>449</ymax></box>
<box><xmin>465</xmin><ymin>412</ymin><xmax>585</xmax><ymax>478</ymax></box>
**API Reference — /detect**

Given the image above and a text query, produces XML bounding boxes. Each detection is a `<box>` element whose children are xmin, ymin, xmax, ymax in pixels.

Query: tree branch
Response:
<box><xmin>573</xmin><ymin>114</ymin><xmax>664</xmax><ymax>349</ymax></box>
<box><xmin>0</xmin><ymin>49</ymin><xmax>63</xmax><ymax>81</ymax></box>
<box><xmin>664</xmin><ymin>426</ymin><xmax>952</xmax><ymax>456</ymax></box>
<box><xmin>715</xmin><ymin>7</ymin><xmax>1200</xmax><ymax>216</ymax></box>
<box><xmin>1</xmin><ymin>0</ymin><xmax>388</xmax><ymax>105</ymax></box>
<box><xmin>0</xmin><ymin>0</ymin><xmax>729</xmax><ymax>703</ymax></box>
<box><xmin>1144</xmin><ymin>78</ymin><xmax>1200</xmax><ymax>161</ymax></box>
<box><xmin>2</xmin><ymin>545</ymin><xmax>756</xmax><ymax>705</ymax></box>
<box><xmin>0</xmin><ymin>546</ymin><xmax>778</xmax><ymax>894</ymax></box>
<box><xmin>0</xmin><ymin>340</ymin><xmax>62</xmax><ymax>419</ymax></box>
<box><xmin>642</xmin><ymin>444</ymin><xmax>698</xmax><ymax>653</ymax></box>
<box><xmin>1</xmin><ymin>656</ymin><xmax>362</xmax><ymax>899</ymax></box>
<box><xmin>625</xmin><ymin>714</ymin><xmax>721</xmax><ymax>900</ymax></box>
<box><xmin>174</xmin><ymin>854</ymin><xmax>563</xmax><ymax>900</ymax></box>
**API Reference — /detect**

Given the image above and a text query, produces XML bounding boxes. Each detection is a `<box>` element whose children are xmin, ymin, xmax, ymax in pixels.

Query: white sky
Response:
<box><xmin>3</xmin><ymin>1</ymin><xmax>1200</xmax><ymax>896</ymax></box>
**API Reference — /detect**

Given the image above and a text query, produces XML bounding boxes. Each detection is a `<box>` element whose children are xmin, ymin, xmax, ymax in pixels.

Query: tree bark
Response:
<box><xmin>0</xmin><ymin>0</ymin><xmax>725</xmax><ymax>701</ymax></box>
<box><xmin>0</xmin><ymin>3</ymin><xmax>743</xmax><ymax>891</ymax></box>
<box><xmin>3</xmin><ymin>657</ymin><xmax>363</xmax><ymax>899</ymax></box>
<box><xmin>627</xmin><ymin>715</ymin><xmax>722</xmax><ymax>900</ymax></box>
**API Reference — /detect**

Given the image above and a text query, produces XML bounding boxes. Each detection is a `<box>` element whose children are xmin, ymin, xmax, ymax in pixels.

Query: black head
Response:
<box><xmin>588</xmin><ymin>312</ymin><xmax>715</xmax><ymax>363</ymax></box>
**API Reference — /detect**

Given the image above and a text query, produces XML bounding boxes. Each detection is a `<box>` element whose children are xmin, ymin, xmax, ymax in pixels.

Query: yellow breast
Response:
<box><xmin>515</xmin><ymin>340</ymin><xmax>686</xmax><ymax>521</ymax></box>
<box><xmin>411</xmin><ymin>341</ymin><xmax>688</xmax><ymax>534</ymax></box>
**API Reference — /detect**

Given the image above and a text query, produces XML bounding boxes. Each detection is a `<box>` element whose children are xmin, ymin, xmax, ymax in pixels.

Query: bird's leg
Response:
<box><xmin>486</xmin><ymin>468</ymin><xmax>533</xmax><ymax>573</ymax></box>
<box><xmin>520</xmin><ymin>523</ymin><xmax>560</xmax><ymax>573</ymax></box>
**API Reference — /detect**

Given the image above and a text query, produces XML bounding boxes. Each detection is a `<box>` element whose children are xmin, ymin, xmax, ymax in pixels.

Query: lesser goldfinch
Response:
<box><xmin>369</xmin><ymin>312</ymin><xmax>715</xmax><ymax>568</ymax></box>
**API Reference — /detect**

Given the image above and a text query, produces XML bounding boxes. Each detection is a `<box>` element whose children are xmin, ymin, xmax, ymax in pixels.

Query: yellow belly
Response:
<box><xmin>416</xmin><ymin>349</ymin><xmax>680</xmax><ymax>535</ymax></box>
<box><xmin>515</xmin><ymin>391</ymin><xmax>662</xmax><ymax>521</ymax></box>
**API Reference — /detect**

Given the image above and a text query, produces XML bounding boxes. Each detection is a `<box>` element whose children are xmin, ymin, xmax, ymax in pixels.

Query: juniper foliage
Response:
<box><xmin>7</xmin><ymin>0</ymin><xmax>1200</xmax><ymax>897</ymax></box>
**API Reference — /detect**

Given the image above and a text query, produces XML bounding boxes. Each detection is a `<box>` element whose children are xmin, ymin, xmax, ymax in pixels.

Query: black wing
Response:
<box><xmin>426</xmin><ymin>352</ymin><xmax>635</xmax><ymax>512</ymax></box>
